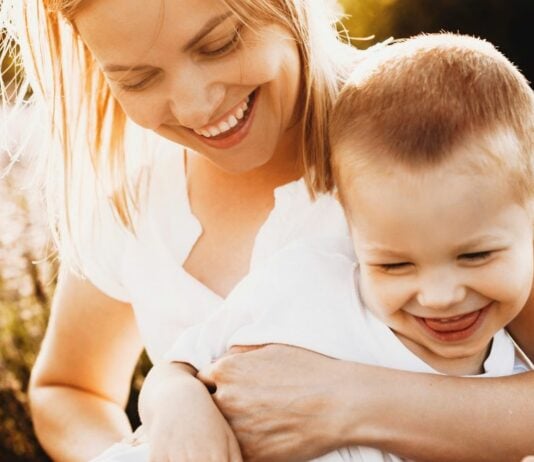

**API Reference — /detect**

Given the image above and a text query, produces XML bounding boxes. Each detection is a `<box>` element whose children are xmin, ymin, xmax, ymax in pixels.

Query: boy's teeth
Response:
<box><xmin>219</xmin><ymin>121</ymin><xmax>230</xmax><ymax>132</ymax></box>
<box><xmin>228</xmin><ymin>115</ymin><xmax>238</xmax><ymax>128</ymax></box>
<box><xmin>209</xmin><ymin>127</ymin><xmax>220</xmax><ymax>137</ymax></box>
<box><xmin>236</xmin><ymin>108</ymin><xmax>244</xmax><ymax>120</ymax></box>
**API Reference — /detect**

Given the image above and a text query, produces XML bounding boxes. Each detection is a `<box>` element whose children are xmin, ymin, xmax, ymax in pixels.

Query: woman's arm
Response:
<box><xmin>198</xmin><ymin>344</ymin><xmax>534</xmax><ymax>462</ymax></box>
<box><xmin>29</xmin><ymin>268</ymin><xmax>144</xmax><ymax>462</ymax></box>
<box><xmin>508</xmin><ymin>288</ymin><xmax>534</xmax><ymax>360</ymax></box>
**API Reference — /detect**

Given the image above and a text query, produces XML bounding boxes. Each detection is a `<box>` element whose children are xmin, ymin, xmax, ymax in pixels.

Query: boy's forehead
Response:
<box><xmin>347</xmin><ymin>167</ymin><xmax>530</xmax><ymax>262</ymax></box>
<box><xmin>337</xmin><ymin>125</ymin><xmax>527</xmax><ymax>205</ymax></box>
<box><xmin>343</xmin><ymin>143</ymin><xmax>524</xmax><ymax>228</ymax></box>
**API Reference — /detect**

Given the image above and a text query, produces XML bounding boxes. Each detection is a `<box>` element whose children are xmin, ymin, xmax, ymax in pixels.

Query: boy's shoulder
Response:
<box><xmin>269</xmin><ymin>235</ymin><xmax>356</xmax><ymax>269</ymax></box>
<box><xmin>231</xmin><ymin>235</ymin><xmax>357</xmax><ymax>308</ymax></box>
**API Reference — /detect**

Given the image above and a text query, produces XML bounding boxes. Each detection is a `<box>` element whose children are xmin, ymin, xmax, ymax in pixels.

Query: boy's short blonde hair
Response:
<box><xmin>330</xmin><ymin>33</ymin><xmax>534</xmax><ymax>204</ymax></box>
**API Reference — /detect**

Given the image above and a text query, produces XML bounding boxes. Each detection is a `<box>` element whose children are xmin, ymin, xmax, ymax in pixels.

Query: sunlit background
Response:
<box><xmin>1</xmin><ymin>0</ymin><xmax>533</xmax><ymax>460</ymax></box>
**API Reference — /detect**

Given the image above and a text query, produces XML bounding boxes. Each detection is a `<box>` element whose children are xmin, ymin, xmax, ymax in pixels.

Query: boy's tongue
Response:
<box><xmin>423</xmin><ymin>310</ymin><xmax>481</xmax><ymax>332</ymax></box>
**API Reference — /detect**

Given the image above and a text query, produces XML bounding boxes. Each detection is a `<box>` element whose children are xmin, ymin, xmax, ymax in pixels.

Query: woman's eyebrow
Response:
<box><xmin>103</xmin><ymin>11</ymin><xmax>234</xmax><ymax>73</ymax></box>
<box><xmin>182</xmin><ymin>11</ymin><xmax>234</xmax><ymax>52</ymax></box>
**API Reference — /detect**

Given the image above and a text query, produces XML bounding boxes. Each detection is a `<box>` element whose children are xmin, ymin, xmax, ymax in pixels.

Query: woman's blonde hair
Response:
<box><xmin>2</xmin><ymin>0</ymin><xmax>354</xmax><ymax>264</ymax></box>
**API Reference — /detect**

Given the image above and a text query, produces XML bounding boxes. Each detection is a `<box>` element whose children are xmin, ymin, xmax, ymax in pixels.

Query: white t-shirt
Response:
<box><xmin>78</xmin><ymin>137</ymin><xmax>349</xmax><ymax>362</ymax></box>
<box><xmin>164</xmin><ymin>237</ymin><xmax>530</xmax><ymax>462</ymax></box>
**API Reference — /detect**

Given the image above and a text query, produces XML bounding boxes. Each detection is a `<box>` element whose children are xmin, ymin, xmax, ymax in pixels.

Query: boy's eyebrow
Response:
<box><xmin>103</xmin><ymin>11</ymin><xmax>234</xmax><ymax>73</ymax></box>
<box><xmin>455</xmin><ymin>235</ymin><xmax>504</xmax><ymax>252</ymax></box>
<box><xmin>362</xmin><ymin>246</ymin><xmax>407</xmax><ymax>258</ymax></box>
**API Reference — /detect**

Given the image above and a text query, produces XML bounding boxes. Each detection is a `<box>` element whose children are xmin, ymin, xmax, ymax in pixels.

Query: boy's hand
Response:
<box><xmin>142</xmin><ymin>365</ymin><xmax>242</xmax><ymax>462</ymax></box>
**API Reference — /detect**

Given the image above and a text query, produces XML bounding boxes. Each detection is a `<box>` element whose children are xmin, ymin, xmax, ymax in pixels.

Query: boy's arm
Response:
<box><xmin>138</xmin><ymin>362</ymin><xmax>198</xmax><ymax>430</ymax></box>
<box><xmin>135</xmin><ymin>266</ymin><xmax>278</xmax><ymax>462</ymax></box>
<box><xmin>138</xmin><ymin>362</ymin><xmax>242</xmax><ymax>462</ymax></box>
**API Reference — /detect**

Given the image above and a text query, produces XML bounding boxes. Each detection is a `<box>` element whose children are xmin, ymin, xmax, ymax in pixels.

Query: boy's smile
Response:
<box><xmin>344</xmin><ymin>132</ymin><xmax>534</xmax><ymax>375</ymax></box>
<box><xmin>413</xmin><ymin>304</ymin><xmax>491</xmax><ymax>343</ymax></box>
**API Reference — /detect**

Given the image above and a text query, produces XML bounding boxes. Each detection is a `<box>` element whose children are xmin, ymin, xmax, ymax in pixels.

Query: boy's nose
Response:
<box><xmin>416</xmin><ymin>272</ymin><xmax>467</xmax><ymax>310</ymax></box>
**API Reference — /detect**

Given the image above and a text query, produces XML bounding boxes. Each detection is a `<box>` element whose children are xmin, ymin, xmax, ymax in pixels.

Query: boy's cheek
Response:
<box><xmin>475</xmin><ymin>259</ymin><xmax>532</xmax><ymax>307</ymax></box>
<box><xmin>359</xmin><ymin>272</ymin><xmax>407</xmax><ymax>316</ymax></box>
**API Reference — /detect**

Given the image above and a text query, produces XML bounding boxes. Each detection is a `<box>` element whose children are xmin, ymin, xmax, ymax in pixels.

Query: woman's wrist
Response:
<box><xmin>328</xmin><ymin>360</ymin><xmax>421</xmax><ymax>451</ymax></box>
<box><xmin>325</xmin><ymin>360</ymin><xmax>384</xmax><ymax>448</ymax></box>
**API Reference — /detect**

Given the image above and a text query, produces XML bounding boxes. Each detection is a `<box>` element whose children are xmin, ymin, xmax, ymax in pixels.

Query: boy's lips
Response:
<box><xmin>414</xmin><ymin>304</ymin><xmax>491</xmax><ymax>342</ymax></box>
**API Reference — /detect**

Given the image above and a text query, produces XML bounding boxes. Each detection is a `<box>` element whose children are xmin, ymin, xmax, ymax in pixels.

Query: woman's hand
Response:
<box><xmin>199</xmin><ymin>345</ymin><xmax>534</xmax><ymax>462</ymax></box>
<box><xmin>197</xmin><ymin>344</ymin><xmax>360</xmax><ymax>462</ymax></box>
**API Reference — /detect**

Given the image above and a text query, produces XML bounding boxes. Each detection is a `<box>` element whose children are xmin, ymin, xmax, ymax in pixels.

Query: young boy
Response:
<box><xmin>94</xmin><ymin>33</ymin><xmax>534</xmax><ymax>462</ymax></box>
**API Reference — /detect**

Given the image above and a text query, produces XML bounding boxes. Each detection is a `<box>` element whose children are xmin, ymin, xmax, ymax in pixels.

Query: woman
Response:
<box><xmin>6</xmin><ymin>0</ymin><xmax>534</xmax><ymax>461</ymax></box>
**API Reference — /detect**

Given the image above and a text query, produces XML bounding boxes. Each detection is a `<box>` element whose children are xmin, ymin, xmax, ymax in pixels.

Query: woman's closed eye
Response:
<box><xmin>116</xmin><ymin>71</ymin><xmax>160</xmax><ymax>92</ymax></box>
<box><xmin>200</xmin><ymin>24</ymin><xmax>243</xmax><ymax>57</ymax></box>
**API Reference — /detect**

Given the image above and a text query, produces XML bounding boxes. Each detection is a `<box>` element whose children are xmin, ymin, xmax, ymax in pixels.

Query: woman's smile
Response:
<box><xmin>187</xmin><ymin>88</ymin><xmax>259</xmax><ymax>149</ymax></box>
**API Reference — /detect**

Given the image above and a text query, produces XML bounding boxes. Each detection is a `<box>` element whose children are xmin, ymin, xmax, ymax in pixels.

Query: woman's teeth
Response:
<box><xmin>194</xmin><ymin>96</ymin><xmax>250</xmax><ymax>138</ymax></box>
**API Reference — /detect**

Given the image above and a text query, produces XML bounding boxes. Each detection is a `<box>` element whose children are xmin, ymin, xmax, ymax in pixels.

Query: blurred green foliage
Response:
<box><xmin>338</xmin><ymin>0</ymin><xmax>533</xmax><ymax>82</ymax></box>
<box><xmin>1</xmin><ymin>0</ymin><xmax>533</xmax><ymax>460</ymax></box>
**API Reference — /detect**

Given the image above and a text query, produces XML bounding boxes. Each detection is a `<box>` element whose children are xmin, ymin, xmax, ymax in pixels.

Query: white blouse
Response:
<box><xmin>78</xmin><ymin>139</ymin><xmax>349</xmax><ymax>362</ymax></box>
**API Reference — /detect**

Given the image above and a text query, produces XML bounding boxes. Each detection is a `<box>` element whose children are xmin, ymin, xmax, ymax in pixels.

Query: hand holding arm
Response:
<box><xmin>198</xmin><ymin>344</ymin><xmax>534</xmax><ymax>462</ymax></box>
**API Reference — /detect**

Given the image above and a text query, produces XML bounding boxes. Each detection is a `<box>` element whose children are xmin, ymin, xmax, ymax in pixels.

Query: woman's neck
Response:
<box><xmin>187</xmin><ymin>119</ymin><xmax>304</xmax><ymax>192</ymax></box>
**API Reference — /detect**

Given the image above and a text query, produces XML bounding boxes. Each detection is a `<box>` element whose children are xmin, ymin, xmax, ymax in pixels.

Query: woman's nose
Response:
<box><xmin>416</xmin><ymin>270</ymin><xmax>467</xmax><ymax>310</ymax></box>
<box><xmin>166</xmin><ymin>66</ymin><xmax>225</xmax><ymax>129</ymax></box>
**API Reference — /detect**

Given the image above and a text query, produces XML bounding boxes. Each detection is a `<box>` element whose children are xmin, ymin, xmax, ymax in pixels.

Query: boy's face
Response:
<box><xmin>344</xmin><ymin>141</ymin><xmax>533</xmax><ymax>375</ymax></box>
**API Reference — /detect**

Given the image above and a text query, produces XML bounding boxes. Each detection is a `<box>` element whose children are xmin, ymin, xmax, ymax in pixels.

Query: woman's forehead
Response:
<box><xmin>74</xmin><ymin>0</ymin><xmax>231</xmax><ymax>64</ymax></box>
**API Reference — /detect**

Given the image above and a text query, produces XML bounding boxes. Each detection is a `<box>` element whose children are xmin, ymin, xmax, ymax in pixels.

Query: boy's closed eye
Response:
<box><xmin>457</xmin><ymin>250</ymin><xmax>496</xmax><ymax>264</ymax></box>
<box><xmin>370</xmin><ymin>250</ymin><xmax>497</xmax><ymax>273</ymax></box>
<box><xmin>371</xmin><ymin>262</ymin><xmax>414</xmax><ymax>274</ymax></box>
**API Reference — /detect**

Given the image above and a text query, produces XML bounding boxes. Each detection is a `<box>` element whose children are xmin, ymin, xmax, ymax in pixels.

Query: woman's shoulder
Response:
<box><xmin>73</xmin><ymin>134</ymin><xmax>187</xmax><ymax>301</ymax></box>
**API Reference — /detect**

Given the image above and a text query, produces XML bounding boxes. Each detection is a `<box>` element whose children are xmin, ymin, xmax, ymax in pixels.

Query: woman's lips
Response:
<box><xmin>415</xmin><ymin>304</ymin><xmax>491</xmax><ymax>342</ymax></box>
<box><xmin>190</xmin><ymin>89</ymin><xmax>259</xmax><ymax>150</ymax></box>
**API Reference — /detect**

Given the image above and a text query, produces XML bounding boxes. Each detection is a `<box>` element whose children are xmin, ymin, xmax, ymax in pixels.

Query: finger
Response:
<box><xmin>226</xmin><ymin>344</ymin><xmax>265</xmax><ymax>355</ymax></box>
<box><xmin>227</xmin><ymin>433</ymin><xmax>243</xmax><ymax>462</ymax></box>
<box><xmin>196</xmin><ymin>362</ymin><xmax>218</xmax><ymax>390</ymax></box>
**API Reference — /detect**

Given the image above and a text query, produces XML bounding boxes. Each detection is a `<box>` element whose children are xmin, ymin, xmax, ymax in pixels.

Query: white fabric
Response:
<box><xmin>163</xmin><ymin>237</ymin><xmax>526</xmax><ymax>462</ymax></box>
<box><xmin>95</xmin><ymin>238</ymin><xmax>528</xmax><ymax>462</ymax></box>
<box><xmin>78</xmin><ymin>139</ymin><xmax>349</xmax><ymax>362</ymax></box>
<box><xmin>93</xmin><ymin>237</ymin><xmax>528</xmax><ymax>462</ymax></box>
<box><xmin>166</xmin><ymin>237</ymin><xmax>522</xmax><ymax>376</ymax></box>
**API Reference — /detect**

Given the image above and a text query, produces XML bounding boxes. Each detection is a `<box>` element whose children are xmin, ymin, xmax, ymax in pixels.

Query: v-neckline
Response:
<box><xmin>177</xmin><ymin>150</ymin><xmax>302</xmax><ymax>300</ymax></box>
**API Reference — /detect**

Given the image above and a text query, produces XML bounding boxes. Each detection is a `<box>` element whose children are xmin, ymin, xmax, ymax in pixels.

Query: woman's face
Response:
<box><xmin>75</xmin><ymin>0</ymin><xmax>302</xmax><ymax>172</ymax></box>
